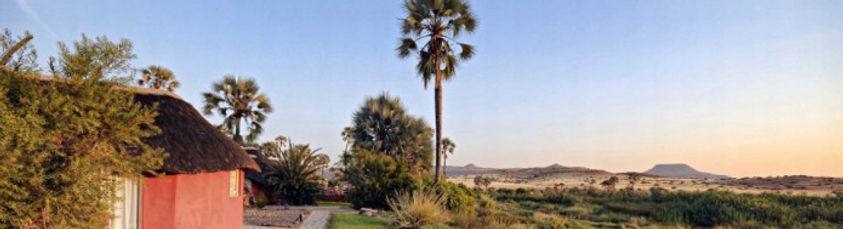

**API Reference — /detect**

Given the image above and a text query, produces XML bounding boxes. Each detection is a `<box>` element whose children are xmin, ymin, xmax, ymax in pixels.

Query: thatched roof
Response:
<box><xmin>134</xmin><ymin>90</ymin><xmax>260</xmax><ymax>174</ymax></box>
<box><xmin>244</xmin><ymin>148</ymin><xmax>276</xmax><ymax>186</ymax></box>
<box><xmin>1</xmin><ymin>67</ymin><xmax>260</xmax><ymax>174</ymax></box>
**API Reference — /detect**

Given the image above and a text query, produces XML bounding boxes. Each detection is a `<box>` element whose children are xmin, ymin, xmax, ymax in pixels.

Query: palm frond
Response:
<box><xmin>398</xmin><ymin>38</ymin><xmax>418</xmax><ymax>58</ymax></box>
<box><xmin>458</xmin><ymin>43</ymin><xmax>474</xmax><ymax>60</ymax></box>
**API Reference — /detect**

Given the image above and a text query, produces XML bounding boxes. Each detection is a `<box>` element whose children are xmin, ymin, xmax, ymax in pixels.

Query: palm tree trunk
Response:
<box><xmin>434</xmin><ymin>74</ymin><xmax>443</xmax><ymax>183</ymax></box>
<box><xmin>443</xmin><ymin>156</ymin><xmax>447</xmax><ymax>177</ymax></box>
<box><xmin>235</xmin><ymin>118</ymin><xmax>242</xmax><ymax>143</ymax></box>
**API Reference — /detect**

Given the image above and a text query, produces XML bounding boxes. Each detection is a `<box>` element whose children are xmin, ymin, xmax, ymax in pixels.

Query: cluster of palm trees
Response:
<box><xmin>133</xmin><ymin>0</ymin><xmax>478</xmax><ymax>185</ymax></box>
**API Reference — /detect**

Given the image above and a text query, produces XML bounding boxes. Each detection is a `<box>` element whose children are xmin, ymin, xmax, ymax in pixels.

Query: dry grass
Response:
<box><xmin>387</xmin><ymin>189</ymin><xmax>450</xmax><ymax>228</ymax></box>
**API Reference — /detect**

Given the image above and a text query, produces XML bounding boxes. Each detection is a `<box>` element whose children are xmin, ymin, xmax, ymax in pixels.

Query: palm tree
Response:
<box><xmin>441</xmin><ymin>137</ymin><xmax>455</xmax><ymax>176</ymax></box>
<box><xmin>261</xmin><ymin>135</ymin><xmax>288</xmax><ymax>158</ymax></box>
<box><xmin>264</xmin><ymin>143</ymin><xmax>329</xmax><ymax>205</ymax></box>
<box><xmin>341</xmin><ymin>127</ymin><xmax>353</xmax><ymax>152</ymax></box>
<box><xmin>138</xmin><ymin>65</ymin><xmax>180</xmax><ymax>91</ymax></box>
<box><xmin>202</xmin><ymin>75</ymin><xmax>272</xmax><ymax>144</ymax></box>
<box><xmin>348</xmin><ymin>93</ymin><xmax>433</xmax><ymax>174</ymax></box>
<box><xmin>398</xmin><ymin>0</ymin><xmax>477</xmax><ymax>183</ymax></box>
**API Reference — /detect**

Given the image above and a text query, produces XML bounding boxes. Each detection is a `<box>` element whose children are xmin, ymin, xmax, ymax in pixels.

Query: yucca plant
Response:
<box><xmin>387</xmin><ymin>188</ymin><xmax>450</xmax><ymax>228</ymax></box>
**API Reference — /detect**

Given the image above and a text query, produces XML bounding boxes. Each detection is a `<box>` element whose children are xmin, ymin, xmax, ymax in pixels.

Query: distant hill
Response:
<box><xmin>644</xmin><ymin>163</ymin><xmax>730</xmax><ymax>179</ymax></box>
<box><xmin>445</xmin><ymin>164</ymin><xmax>495</xmax><ymax>177</ymax></box>
<box><xmin>546</xmin><ymin>163</ymin><xmax>565</xmax><ymax>169</ymax></box>
<box><xmin>445</xmin><ymin>163</ymin><xmax>611</xmax><ymax>178</ymax></box>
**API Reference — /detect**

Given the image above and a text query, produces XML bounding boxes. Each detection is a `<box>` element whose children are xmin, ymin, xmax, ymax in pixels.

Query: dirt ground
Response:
<box><xmin>449</xmin><ymin>174</ymin><xmax>843</xmax><ymax>196</ymax></box>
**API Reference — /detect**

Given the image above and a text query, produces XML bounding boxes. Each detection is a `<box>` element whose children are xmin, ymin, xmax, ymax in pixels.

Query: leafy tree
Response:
<box><xmin>347</xmin><ymin>93</ymin><xmax>433</xmax><ymax>174</ymax></box>
<box><xmin>340</xmin><ymin>149</ymin><xmax>420</xmax><ymax>209</ymax></box>
<box><xmin>48</xmin><ymin>34</ymin><xmax>136</xmax><ymax>84</ymax></box>
<box><xmin>474</xmin><ymin>176</ymin><xmax>494</xmax><ymax>191</ymax></box>
<box><xmin>202</xmin><ymin>75</ymin><xmax>273</xmax><ymax>143</ymax></box>
<box><xmin>0</xmin><ymin>34</ymin><xmax>165</xmax><ymax>228</ymax></box>
<box><xmin>0</xmin><ymin>28</ymin><xmax>38</xmax><ymax>72</ymax></box>
<box><xmin>138</xmin><ymin>65</ymin><xmax>179</xmax><ymax>91</ymax></box>
<box><xmin>398</xmin><ymin>0</ymin><xmax>477</xmax><ymax>183</ymax></box>
<box><xmin>441</xmin><ymin>137</ymin><xmax>455</xmax><ymax>176</ymax></box>
<box><xmin>601</xmin><ymin>176</ymin><xmax>620</xmax><ymax>190</ymax></box>
<box><xmin>627</xmin><ymin>173</ymin><xmax>643</xmax><ymax>190</ymax></box>
<box><xmin>264</xmin><ymin>143</ymin><xmax>329</xmax><ymax>205</ymax></box>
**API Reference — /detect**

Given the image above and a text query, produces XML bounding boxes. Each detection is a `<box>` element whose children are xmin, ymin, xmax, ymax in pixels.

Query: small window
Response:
<box><xmin>229</xmin><ymin>170</ymin><xmax>239</xmax><ymax>197</ymax></box>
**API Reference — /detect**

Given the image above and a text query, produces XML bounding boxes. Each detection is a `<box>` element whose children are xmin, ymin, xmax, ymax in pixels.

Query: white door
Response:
<box><xmin>110</xmin><ymin>177</ymin><xmax>140</xmax><ymax>229</ymax></box>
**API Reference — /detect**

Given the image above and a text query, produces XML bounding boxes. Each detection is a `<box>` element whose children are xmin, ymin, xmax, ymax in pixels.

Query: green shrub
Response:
<box><xmin>559</xmin><ymin>206</ymin><xmax>590</xmax><ymax>218</ymax></box>
<box><xmin>255</xmin><ymin>192</ymin><xmax>269</xmax><ymax>209</ymax></box>
<box><xmin>495</xmin><ymin>186</ymin><xmax>843</xmax><ymax>228</ymax></box>
<box><xmin>387</xmin><ymin>189</ymin><xmax>450</xmax><ymax>228</ymax></box>
<box><xmin>341</xmin><ymin>149</ymin><xmax>419</xmax><ymax>209</ymax></box>
<box><xmin>532</xmin><ymin>212</ymin><xmax>567</xmax><ymax>229</ymax></box>
<box><xmin>427</xmin><ymin>181</ymin><xmax>477</xmax><ymax>213</ymax></box>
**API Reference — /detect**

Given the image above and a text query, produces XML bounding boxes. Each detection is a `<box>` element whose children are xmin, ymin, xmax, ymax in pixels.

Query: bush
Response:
<box><xmin>559</xmin><ymin>206</ymin><xmax>590</xmax><ymax>218</ymax></box>
<box><xmin>532</xmin><ymin>212</ymin><xmax>567</xmax><ymax>229</ymax></box>
<box><xmin>341</xmin><ymin>149</ymin><xmax>419</xmax><ymax>209</ymax></box>
<box><xmin>495</xmin><ymin>186</ymin><xmax>843</xmax><ymax>228</ymax></box>
<box><xmin>255</xmin><ymin>193</ymin><xmax>268</xmax><ymax>209</ymax></box>
<box><xmin>0</xmin><ymin>35</ymin><xmax>166</xmax><ymax>228</ymax></box>
<box><xmin>427</xmin><ymin>181</ymin><xmax>477</xmax><ymax>213</ymax></box>
<box><xmin>387</xmin><ymin>189</ymin><xmax>450</xmax><ymax>228</ymax></box>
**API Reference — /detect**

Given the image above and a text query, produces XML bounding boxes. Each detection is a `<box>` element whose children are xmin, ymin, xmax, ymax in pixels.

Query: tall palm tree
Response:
<box><xmin>441</xmin><ymin>137</ymin><xmax>455</xmax><ymax>176</ymax></box>
<box><xmin>138</xmin><ymin>65</ymin><xmax>180</xmax><ymax>91</ymax></box>
<box><xmin>398</xmin><ymin>0</ymin><xmax>477</xmax><ymax>183</ymax></box>
<box><xmin>202</xmin><ymin>75</ymin><xmax>273</xmax><ymax>144</ymax></box>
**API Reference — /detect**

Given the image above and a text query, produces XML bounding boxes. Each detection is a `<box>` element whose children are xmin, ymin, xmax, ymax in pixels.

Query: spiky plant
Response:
<box><xmin>264</xmin><ymin>143</ymin><xmax>329</xmax><ymax>205</ymax></box>
<box><xmin>397</xmin><ymin>0</ymin><xmax>477</xmax><ymax>183</ymax></box>
<box><xmin>388</xmin><ymin>188</ymin><xmax>450</xmax><ymax>228</ymax></box>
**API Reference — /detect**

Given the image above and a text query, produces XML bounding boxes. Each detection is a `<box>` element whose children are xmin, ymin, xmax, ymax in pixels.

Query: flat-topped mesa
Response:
<box><xmin>644</xmin><ymin>163</ymin><xmax>730</xmax><ymax>179</ymax></box>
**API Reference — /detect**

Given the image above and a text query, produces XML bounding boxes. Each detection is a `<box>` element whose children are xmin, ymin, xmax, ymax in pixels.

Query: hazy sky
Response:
<box><xmin>3</xmin><ymin>0</ymin><xmax>842</xmax><ymax>177</ymax></box>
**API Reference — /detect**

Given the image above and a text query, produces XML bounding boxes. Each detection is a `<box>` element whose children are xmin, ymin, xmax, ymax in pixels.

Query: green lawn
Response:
<box><xmin>327</xmin><ymin>212</ymin><xmax>391</xmax><ymax>229</ymax></box>
<box><xmin>316</xmin><ymin>201</ymin><xmax>352</xmax><ymax>208</ymax></box>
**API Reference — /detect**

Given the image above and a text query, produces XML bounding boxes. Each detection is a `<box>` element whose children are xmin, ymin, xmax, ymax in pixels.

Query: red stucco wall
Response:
<box><xmin>248</xmin><ymin>182</ymin><xmax>276</xmax><ymax>205</ymax></box>
<box><xmin>141</xmin><ymin>170</ymin><xmax>244</xmax><ymax>229</ymax></box>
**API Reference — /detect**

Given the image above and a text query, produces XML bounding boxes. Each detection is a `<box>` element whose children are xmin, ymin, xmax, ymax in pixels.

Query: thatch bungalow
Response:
<box><xmin>10</xmin><ymin>70</ymin><xmax>260</xmax><ymax>228</ymax></box>
<box><xmin>244</xmin><ymin>148</ymin><xmax>278</xmax><ymax>205</ymax></box>
<box><xmin>107</xmin><ymin>89</ymin><xmax>259</xmax><ymax>229</ymax></box>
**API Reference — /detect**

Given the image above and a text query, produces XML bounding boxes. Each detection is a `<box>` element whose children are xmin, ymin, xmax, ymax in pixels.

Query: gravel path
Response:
<box><xmin>245</xmin><ymin>206</ymin><xmax>353</xmax><ymax>229</ymax></box>
<box><xmin>298</xmin><ymin>210</ymin><xmax>329</xmax><ymax>229</ymax></box>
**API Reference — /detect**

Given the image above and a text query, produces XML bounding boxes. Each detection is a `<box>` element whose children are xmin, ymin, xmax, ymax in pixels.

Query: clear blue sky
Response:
<box><xmin>3</xmin><ymin>0</ymin><xmax>842</xmax><ymax>177</ymax></box>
